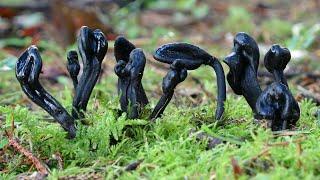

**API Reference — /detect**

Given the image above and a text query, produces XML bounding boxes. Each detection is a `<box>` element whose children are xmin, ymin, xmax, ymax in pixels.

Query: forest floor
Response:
<box><xmin>0</xmin><ymin>0</ymin><xmax>320</xmax><ymax>179</ymax></box>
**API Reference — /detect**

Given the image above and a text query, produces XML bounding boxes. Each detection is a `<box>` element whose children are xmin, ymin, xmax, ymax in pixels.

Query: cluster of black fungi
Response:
<box><xmin>15</xmin><ymin>26</ymin><xmax>300</xmax><ymax>139</ymax></box>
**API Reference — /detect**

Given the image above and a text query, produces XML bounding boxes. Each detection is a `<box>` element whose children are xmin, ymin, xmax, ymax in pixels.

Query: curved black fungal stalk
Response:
<box><xmin>150</xmin><ymin>43</ymin><xmax>226</xmax><ymax>120</ymax></box>
<box><xmin>264</xmin><ymin>44</ymin><xmax>290</xmax><ymax>87</ymax></box>
<box><xmin>72</xmin><ymin>26</ymin><xmax>108</xmax><ymax>119</ymax></box>
<box><xmin>114</xmin><ymin>36</ymin><xmax>148</xmax><ymax>119</ymax></box>
<box><xmin>16</xmin><ymin>46</ymin><xmax>76</xmax><ymax>138</ymax></box>
<box><xmin>67</xmin><ymin>50</ymin><xmax>80</xmax><ymax>90</ymax></box>
<box><xmin>256</xmin><ymin>44</ymin><xmax>300</xmax><ymax>131</ymax></box>
<box><xmin>149</xmin><ymin>61</ymin><xmax>187</xmax><ymax>120</ymax></box>
<box><xmin>224</xmin><ymin>32</ymin><xmax>300</xmax><ymax>130</ymax></box>
<box><xmin>223</xmin><ymin>32</ymin><xmax>262</xmax><ymax>111</ymax></box>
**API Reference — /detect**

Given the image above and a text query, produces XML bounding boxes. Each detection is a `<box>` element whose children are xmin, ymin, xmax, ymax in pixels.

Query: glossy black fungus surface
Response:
<box><xmin>264</xmin><ymin>44</ymin><xmax>290</xmax><ymax>86</ymax></box>
<box><xmin>256</xmin><ymin>44</ymin><xmax>300</xmax><ymax>130</ymax></box>
<box><xmin>223</xmin><ymin>32</ymin><xmax>262</xmax><ymax>110</ymax></box>
<box><xmin>15</xmin><ymin>26</ymin><xmax>108</xmax><ymax>138</ymax></box>
<box><xmin>224</xmin><ymin>32</ymin><xmax>300</xmax><ymax>130</ymax></box>
<box><xmin>256</xmin><ymin>83</ymin><xmax>300</xmax><ymax>131</ymax></box>
<box><xmin>114</xmin><ymin>36</ymin><xmax>148</xmax><ymax>119</ymax></box>
<box><xmin>16</xmin><ymin>46</ymin><xmax>76</xmax><ymax>138</ymax></box>
<box><xmin>72</xmin><ymin>26</ymin><xmax>108</xmax><ymax>119</ymax></box>
<box><xmin>149</xmin><ymin>62</ymin><xmax>187</xmax><ymax>120</ymax></box>
<box><xmin>67</xmin><ymin>50</ymin><xmax>80</xmax><ymax>90</ymax></box>
<box><xmin>153</xmin><ymin>43</ymin><xmax>213</xmax><ymax>70</ymax></box>
<box><xmin>150</xmin><ymin>43</ymin><xmax>226</xmax><ymax>120</ymax></box>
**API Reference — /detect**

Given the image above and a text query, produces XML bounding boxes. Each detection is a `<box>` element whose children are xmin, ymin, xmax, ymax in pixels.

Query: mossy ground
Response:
<box><xmin>0</xmin><ymin>60</ymin><xmax>319</xmax><ymax>179</ymax></box>
<box><xmin>1</xmin><ymin>0</ymin><xmax>320</xmax><ymax>179</ymax></box>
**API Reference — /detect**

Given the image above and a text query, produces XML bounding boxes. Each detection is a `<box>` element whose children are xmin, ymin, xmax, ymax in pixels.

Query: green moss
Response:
<box><xmin>1</xmin><ymin>76</ymin><xmax>319</xmax><ymax>179</ymax></box>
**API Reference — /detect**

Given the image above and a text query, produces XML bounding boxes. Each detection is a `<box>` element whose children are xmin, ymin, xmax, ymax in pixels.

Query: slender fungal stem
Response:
<box><xmin>264</xmin><ymin>44</ymin><xmax>290</xmax><ymax>87</ymax></box>
<box><xmin>241</xmin><ymin>67</ymin><xmax>262</xmax><ymax>111</ymax></box>
<box><xmin>152</xmin><ymin>42</ymin><xmax>227</xmax><ymax>121</ymax></box>
<box><xmin>273</xmin><ymin>70</ymin><xmax>288</xmax><ymax>87</ymax></box>
<box><xmin>72</xmin><ymin>26</ymin><xmax>108</xmax><ymax>119</ymax></box>
<box><xmin>224</xmin><ymin>32</ymin><xmax>262</xmax><ymax>113</ymax></box>
<box><xmin>67</xmin><ymin>50</ymin><xmax>80</xmax><ymax>91</ymax></box>
<box><xmin>126</xmin><ymin>49</ymin><xmax>148</xmax><ymax>119</ymax></box>
<box><xmin>149</xmin><ymin>66</ymin><xmax>187</xmax><ymax>120</ymax></box>
<box><xmin>149</xmin><ymin>91</ymin><xmax>174</xmax><ymax>121</ymax></box>
<box><xmin>207</xmin><ymin>57</ymin><xmax>226</xmax><ymax>120</ymax></box>
<box><xmin>114</xmin><ymin>37</ymin><xmax>148</xmax><ymax>119</ymax></box>
<box><xmin>16</xmin><ymin>46</ymin><xmax>76</xmax><ymax>138</ymax></box>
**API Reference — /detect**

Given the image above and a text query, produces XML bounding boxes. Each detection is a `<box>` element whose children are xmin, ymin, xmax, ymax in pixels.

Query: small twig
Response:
<box><xmin>296</xmin><ymin>141</ymin><xmax>303</xmax><ymax>168</ymax></box>
<box><xmin>267</xmin><ymin>136</ymin><xmax>306</xmax><ymax>147</ymax></box>
<box><xmin>5</xmin><ymin>131</ymin><xmax>48</xmax><ymax>175</ymax></box>
<box><xmin>28</xmin><ymin>164</ymin><xmax>35</xmax><ymax>173</ymax></box>
<box><xmin>272</xmin><ymin>130</ymin><xmax>310</xmax><ymax>137</ymax></box>
<box><xmin>4</xmin><ymin>118</ymin><xmax>48</xmax><ymax>175</ymax></box>
<box><xmin>297</xmin><ymin>85</ymin><xmax>320</xmax><ymax>104</ymax></box>
<box><xmin>245</xmin><ymin>148</ymin><xmax>270</xmax><ymax>164</ymax></box>
<box><xmin>231</xmin><ymin>157</ymin><xmax>242</xmax><ymax>180</ymax></box>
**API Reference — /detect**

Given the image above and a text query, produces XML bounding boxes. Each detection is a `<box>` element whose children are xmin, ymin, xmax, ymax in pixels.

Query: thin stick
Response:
<box><xmin>267</xmin><ymin>136</ymin><xmax>306</xmax><ymax>147</ymax></box>
<box><xmin>5</xmin><ymin>132</ymin><xmax>48</xmax><ymax>175</ymax></box>
<box><xmin>5</xmin><ymin>119</ymin><xmax>48</xmax><ymax>175</ymax></box>
<box><xmin>297</xmin><ymin>85</ymin><xmax>320</xmax><ymax>104</ymax></box>
<box><xmin>231</xmin><ymin>157</ymin><xmax>242</xmax><ymax>180</ymax></box>
<box><xmin>272</xmin><ymin>130</ymin><xmax>310</xmax><ymax>137</ymax></box>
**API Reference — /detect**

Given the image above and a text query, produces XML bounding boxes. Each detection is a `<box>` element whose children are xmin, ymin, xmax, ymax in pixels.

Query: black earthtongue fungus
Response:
<box><xmin>255</xmin><ymin>44</ymin><xmax>300</xmax><ymax>131</ymax></box>
<box><xmin>263</xmin><ymin>44</ymin><xmax>290</xmax><ymax>86</ymax></box>
<box><xmin>67</xmin><ymin>50</ymin><xmax>80</xmax><ymax>90</ymax></box>
<box><xmin>149</xmin><ymin>61</ymin><xmax>187</xmax><ymax>120</ymax></box>
<box><xmin>16</xmin><ymin>46</ymin><xmax>76</xmax><ymax>138</ymax></box>
<box><xmin>223</xmin><ymin>32</ymin><xmax>262</xmax><ymax>112</ymax></box>
<box><xmin>255</xmin><ymin>83</ymin><xmax>300</xmax><ymax>131</ymax></box>
<box><xmin>150</xmin><ymin>43</ymin><xmax>226</xmax><ymax>120</ymax></box>
<box><xmin>224</xmin><ymin>33</ymin><xmax>300</xmax><ymax>131</ymax></box>
<box><xmin>114</xmin><ymin>36</ymin><xmax>148</xmax><ymax>119</ymax></box>
<box><xmin>71</xmin><ymin>26</ymin><xmax>108</xmax><ymax>119</ymax></box>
